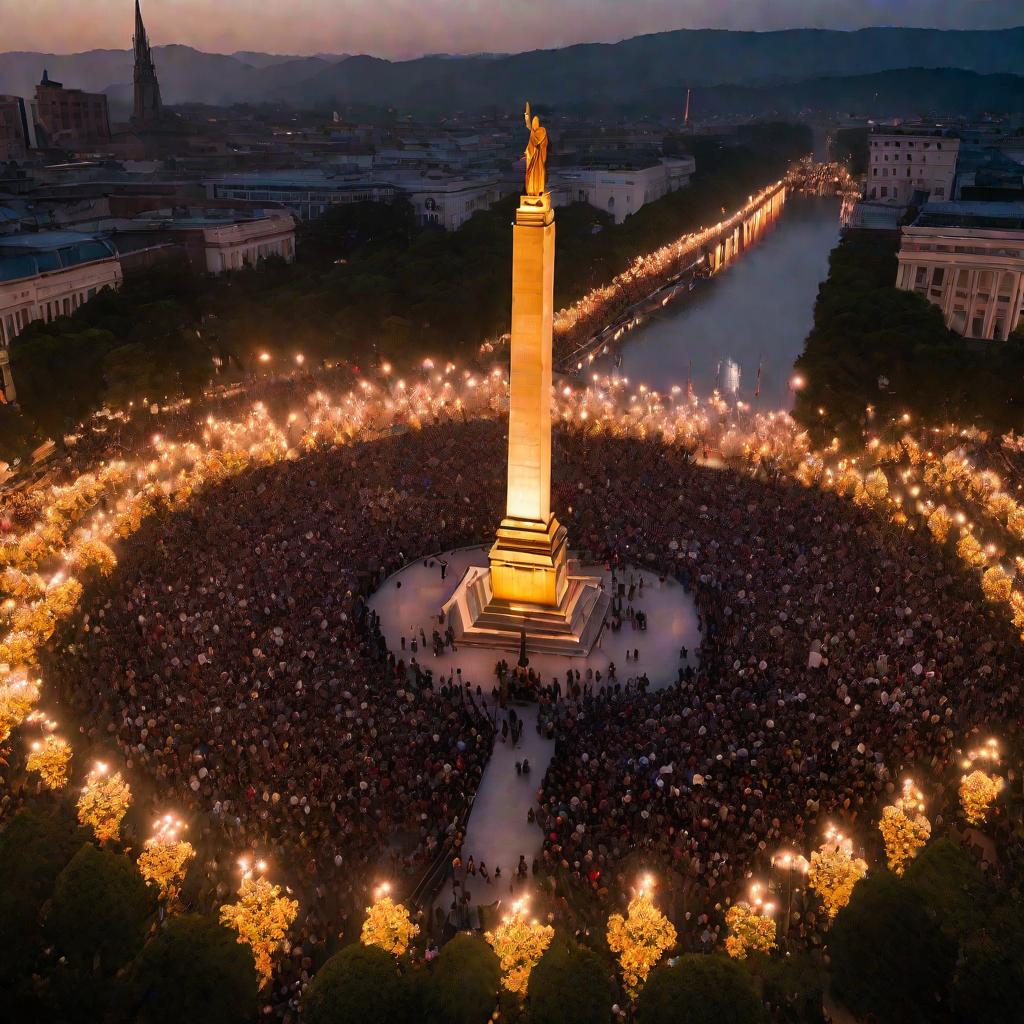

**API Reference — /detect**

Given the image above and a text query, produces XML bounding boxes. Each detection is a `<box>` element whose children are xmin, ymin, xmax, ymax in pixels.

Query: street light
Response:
<box><xmin>771</xmin><ymin>849</ymin><xmax>809</xmax><ymax>947</ymax></box>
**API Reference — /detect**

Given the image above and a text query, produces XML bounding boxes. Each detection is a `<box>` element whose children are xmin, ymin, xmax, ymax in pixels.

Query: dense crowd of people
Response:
<box><xmin>538</xmin><ymin>432</ymin><xmax>1024</xmax><ymax>931</ymax></box>
<box><xmin>32</xmin><ymin>417</ymin><xmax>1024</xmax><ymax>1014</ymax></box>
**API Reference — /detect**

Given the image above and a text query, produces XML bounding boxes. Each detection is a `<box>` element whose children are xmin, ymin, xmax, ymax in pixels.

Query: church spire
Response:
<box><xmin>132</xmin><ymin>0</ymin><xmax>163</xmax><ymax>126</ymax></box>
<box><xmin>134</xmin><ymin>0</ymin><xmax>150</xmax><ymax>63</ymax></box>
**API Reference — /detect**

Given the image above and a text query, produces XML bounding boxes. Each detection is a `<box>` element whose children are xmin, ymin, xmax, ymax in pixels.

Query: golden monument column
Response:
<box><xmin>444</xmin><ymin>104</ymin><xmax>608</xmax><ymax>655</ymax></box>
<box><xmin>489</xmin><ymin>103</ymin><xmax>567</xmax><ymax>608</ymax></box>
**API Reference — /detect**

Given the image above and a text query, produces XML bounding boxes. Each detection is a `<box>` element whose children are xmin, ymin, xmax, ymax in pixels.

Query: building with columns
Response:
<box><xmin>896</xmin><ymin>202</ymin><xmax>1024</xmax><ymax>341</ymax></box>
<box><xmin>0</xmin><ymin>232</ymin><xmax>123</xmax><ymax>400</ymax></box>
<box><xmin>109</xmin><ymin>208</ymin><xmax>296</xmax><ymax>274</ymax></box>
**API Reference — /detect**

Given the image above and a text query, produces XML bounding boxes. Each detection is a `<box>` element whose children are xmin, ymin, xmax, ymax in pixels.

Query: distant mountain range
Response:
<box><xmin>0</xmin><ymin>26</ymin><xmax>1022</xmax><ymax>117</ymax></box>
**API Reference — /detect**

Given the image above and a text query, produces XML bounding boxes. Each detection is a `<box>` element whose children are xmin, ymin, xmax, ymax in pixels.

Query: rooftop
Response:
<box><xmin>912</xmin><ymin>201</ymin><xmax>1024</xmax><ymax>231</ymax></box>
<box><xmin>0</xmin><ymin>230</ymin><xmax>117</xmax><ymax>282</ymax></box>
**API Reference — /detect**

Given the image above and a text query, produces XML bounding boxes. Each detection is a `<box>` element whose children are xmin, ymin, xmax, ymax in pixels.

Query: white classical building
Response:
<box><xmin>866</xmin><ymin>131</ymin><xmax>960</xmax><ymax>206</ymax></box>
<box><xmin>553</xmin><ymin>157</ymin><xmax>695</xmax><ymax>224</ymax></box>
<box><xmin>198</xmin><ymin>213</ymin><xmax>295</xmax><ymax>273</ymax></box>
<box><xmin>394</xmin><ymin>174</ymin><xmax>515</xmax><ymax>230</ymax></box>
<box><xmin>103</xmin><ymin>208</ymin><xmax>296</xmax><ymax>275</ymax></box>
<box><xmin>896</xmin><ymin>202</ymin><xmax>1024</xmax><ymax>341</ymax></box>
<box><xmin>0</xmin><ymin>231</ymin><xmax>123</xmax><ymax>400</ymax></box>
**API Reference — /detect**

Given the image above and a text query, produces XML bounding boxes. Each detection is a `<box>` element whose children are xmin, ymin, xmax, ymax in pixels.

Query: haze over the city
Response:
<box><xmin>0</xmin><ymin>0</ymin><xmax>1019</xmax><ymax>57</ymax></box>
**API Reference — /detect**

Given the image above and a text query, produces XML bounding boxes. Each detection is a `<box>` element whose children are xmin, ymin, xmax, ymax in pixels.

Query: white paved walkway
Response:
<box><xmin>458</xmin><ymin>702</ymin><xmax>551</xmax><ymax>903</ymax></box>
<box><xmin>367</xmin><ymin>550</ymin><xmax>702</xmax><ymax>906</ymax></box>
<box><xmin>368</xmin><ymin>547</ymin><xmax>700</xmax><ymax>692</ymax></box>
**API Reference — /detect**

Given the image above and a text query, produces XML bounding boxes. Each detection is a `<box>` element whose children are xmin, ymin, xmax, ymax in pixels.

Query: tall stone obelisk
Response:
<box><xmin>443</xmin><ymin>104</ymin><xmax>608</xmax><ymax>654</ymax></box>
<box><xmin>488</xmin><ymin>190</ymin><xmax>569</xmax><ymax>608</ymax></box>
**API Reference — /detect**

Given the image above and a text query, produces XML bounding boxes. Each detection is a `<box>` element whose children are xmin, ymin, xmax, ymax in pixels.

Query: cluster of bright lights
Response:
<box><xmin>485</xmin><ymin>896</ymin><xmax>554</xmax><ymax>997</ymax></box>
<box><xmin>360</xmin><ymin>881</ymin><xmax>420</xmax><ymax>957</ymax></box>
<box><xmin>878</xmin><ymin>779</ymin><xmax>931</xmax><ymax>876</ymax></box>
<box><xmin>76</xmin><ymin>760</ymin><xmax>132</xmax><ymax>844</ymax></box>
<box><xmin>806</xmin><ymin>828</ymin><xmax>867</xmax><ymax>920</ymax></box>
<box><xmin>724</xmin><ymin>885</ymin><xmax>777</xmax><ymax>959</ymax></box>
<box><xmin>959</xmin><ymin>739</ymin><xmax>1003</xmax><ymax>826</ymax></box>
<box><xmin>220</xmin><ymin>857</ymin><xmax>299</xmax><ymax>987</ymax></box>
<box><xmin>606</xmin><ymin>874</ymin><xmax>677</xmax><ymax>997</ymax></box>
<box><xmin>138</xmin><ymin>814</ymin><xmax>196</xmax><ymax>906</ymax></box>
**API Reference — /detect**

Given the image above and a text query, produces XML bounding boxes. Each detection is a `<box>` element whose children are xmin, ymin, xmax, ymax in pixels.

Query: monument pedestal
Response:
<box><xmin>444</xmin><ymin>192</ymin><xmax>608</xmax><ymax>656</ymax></box>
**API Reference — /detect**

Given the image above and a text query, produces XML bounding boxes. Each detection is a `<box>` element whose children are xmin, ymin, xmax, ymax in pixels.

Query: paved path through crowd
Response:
<box><xmin>369</xmin><ymin>550</ymin><xmax>702</xmax><ymax>906</ymax></box>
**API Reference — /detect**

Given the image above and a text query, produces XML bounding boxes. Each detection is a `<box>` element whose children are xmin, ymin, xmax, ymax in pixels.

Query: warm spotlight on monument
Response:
<box><xmin>443</xmin><ymin>103</ymin><xmax>609</xmax><ymax>656</ymax></box>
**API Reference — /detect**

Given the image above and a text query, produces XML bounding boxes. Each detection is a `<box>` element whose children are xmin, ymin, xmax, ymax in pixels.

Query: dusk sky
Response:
<box><xmin>0</xmin><ymin>0</ymin><xmax>1018</xmax><ymax>58</ymax></box>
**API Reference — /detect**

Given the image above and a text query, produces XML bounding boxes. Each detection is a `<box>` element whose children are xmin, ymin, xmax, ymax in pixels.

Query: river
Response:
<box><xmin>592</xmin><ymin>196</ymin><xmax>841</xmax><ymax>409</ymax></box>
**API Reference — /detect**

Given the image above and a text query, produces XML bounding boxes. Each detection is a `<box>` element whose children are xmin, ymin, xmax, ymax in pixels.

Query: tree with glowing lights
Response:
<box><xmin>485</xmin><ymin>899</ymin><xmax>554</xmax><ymax>997</ymax></box>
<box><xmin>0</xmin><ymin>671</ymin><xmax>40</xmax><ymax>743</ymax></box>
<box><xmin>959</xmin><ymin>739</ymin><xmax>1003</xmax><ymax>826</ymax></box>
<box><xmin>606</xmin><ymin>881</ymin><xmax>677</xmax><ymax>997</ymax></box>
<box><xmin>138</xmin><ymin>816</ymin><xmax>196</xmax><ymax>908</ymax></box>
<box><xmin>878</xmin><ymin>779</ymin><xmax>930</xmax><ymax>876</ymax></box>
<box><xmin>219</xmin><ymin>864</ymin><xmax>298</xmax><ymax>988</ymax></box>
<box><xmin>960</xmin><ymin>770</ymin><xmax>1003</xmax><ymax>826</ymax></box>
<box><xmin>26</xmin><ymin>734</ymin><xmax>72</xmax><ymax>789</ymax></box>
<box><xmin>724</xmin><ymin>901</ymin><xmax>777</xmax><ymax>960</ymax></box>
<box><xmin>807</xmin><ymin>829</ymin><xmax>868</xmax><ymax>920</ymax></box>
<box><xmin>927</xmin><ymin>506</ymin><xmax>952</xmax><ymax>544</ymax></box>
<box><xmin>359</xmin><ymin>885</ymin><xmax>419</xmax><ymax>956</ymax></box>
<box><xmin>76</xmin><ymin>762</ymin><xmax>132</xmax><ymax>844</ymax></box>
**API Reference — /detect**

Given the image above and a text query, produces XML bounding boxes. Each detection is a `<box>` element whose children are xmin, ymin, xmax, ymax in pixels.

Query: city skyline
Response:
<box><xmin>0</xmin><ymin>0</ymin><xmax>1020</xmax><ymax>59</ymax></box>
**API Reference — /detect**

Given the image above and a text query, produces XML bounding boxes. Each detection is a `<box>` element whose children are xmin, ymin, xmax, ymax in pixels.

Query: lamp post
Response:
<box><xmin>771</xmin><ymin>850</ymin><xmax>808</xmax><ymax>948</ymax></box>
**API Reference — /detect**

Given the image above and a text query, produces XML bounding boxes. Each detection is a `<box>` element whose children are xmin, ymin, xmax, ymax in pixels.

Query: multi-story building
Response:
<box><xmin>0</xmin><ymin>96</ymin><xmax>31</xmax><ymax>161</ymax></box>
<box><xmin>0</xmin><ymin>231</ymin><xmax>123</xmax><ymax>400</ymax></box>
<box><xmin>206</xmin><ymin>169</ymin><xmax>513</xmax><ymax>230</ymax></box>
<box><xmin>553</xmin><ymin>157</ymin><xmax>695</xmax><ymax>224</ymax></box>
<box><xmin>393</xmin><ymin>174</ymin><xmax>514</xmax><ymax>230</ymax></box>
<box><xmin>866</xmin><ymin>130</ymin><xmax>960</xmax><ymax>206</ymax></box>
<box><xmin>33</xmin><ymin>71</ymin><xmax>111</xmax><ymax>148</ymax></box>
<box><xmin>206</xmin><ymin>171</ymin><xmax>398</xmax><ymax>221</ymax></box>
<box><xmin>896</xmin><ymin>202</ymin><xmax>1024</xmax><ymax>341</ymax></box>
<box><xmin>111</xmin><ymin>208</ymin><xmax>296</xmax><ymax>273</ymax></box>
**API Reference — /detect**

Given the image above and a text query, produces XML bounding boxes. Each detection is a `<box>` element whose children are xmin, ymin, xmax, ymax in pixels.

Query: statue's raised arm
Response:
<box><xmin>522</xmin><ymin>101</ymin><xmax>548</xmax><ymax>197</ymax></box>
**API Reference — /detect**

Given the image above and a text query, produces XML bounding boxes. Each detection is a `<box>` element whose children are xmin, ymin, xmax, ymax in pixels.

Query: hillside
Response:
<box><xmin>0</xmin><ymin>26</ymin><xmax>1021</xmax><ymax>113</ymax></box>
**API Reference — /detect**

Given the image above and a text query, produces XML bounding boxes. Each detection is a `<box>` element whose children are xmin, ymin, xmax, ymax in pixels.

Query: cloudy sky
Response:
<box><xmin>0</xmin><ymin>0</ymin><xmax>1016</xmax><ymax>57</ymax></box>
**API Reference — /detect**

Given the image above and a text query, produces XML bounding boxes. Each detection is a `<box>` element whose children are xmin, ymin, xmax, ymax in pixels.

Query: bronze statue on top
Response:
<box><xmin>523</xmin><ymin>102</ymin><xmax>548</xmax><ymax>197</ymax></box>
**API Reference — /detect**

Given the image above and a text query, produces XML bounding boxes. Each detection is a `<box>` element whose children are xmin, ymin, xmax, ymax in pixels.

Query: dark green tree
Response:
<box><xmin>755</xmin><ymin>953</ymin><xmax>826</xmax><ymax>1024</ymax></box>
<box><xmin>529</xmin><ymin>937</ymin><xmax>611</xmax><ymax>1024</ymax></box>
<box><xmin>636</xmin><ymin>954</ymin><xmax>768</xmax><ymax>1024</ymax></box>
<box><xmin>0</xmin><ymin>803</ymin><xmax>89</xmax><ymax>1015</ymax></box>
<box><xmin>830</xmin><ymin>872</ymin><xmax>956</xmax><ymax>1024</ymax></box>
<box><xmin>44</xmin><ymin>842</ymin><xmax>156</xmax><ymax>972</ymax></box>
<box><xmin>903</xmin><ymin>838</ymin><xmax>989</xmax><ymax>936</ymax></box>
<box><xmin>953</xmin><ymin>928</ymin><xmax>1024</xmax><ymax>1024</ymax></box>
<box><xmin>422</xmin><ymin>932</ymin><xmax>500</xmax><ymax>1024</ymax></box>
<box><xmin>303</xmin><ymin>944</ymin><xmax>414</xmax><ymax>1024</ymax></box>
<box><xmin>125</xmin><ymin>914</ymin><xmax>258</xmax><ymax>1024</ymax></box>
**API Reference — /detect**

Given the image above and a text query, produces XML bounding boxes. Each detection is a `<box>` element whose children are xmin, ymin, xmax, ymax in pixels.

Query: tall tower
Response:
<box><xmin>442</xmin><ymin>108</ymin><xmax>609</xmax><ymax>656</ymax></box>
<box><xmin>132</xmin><ymin>0</ymin><xmax>163</xmax><ymax>126</ymax></box>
